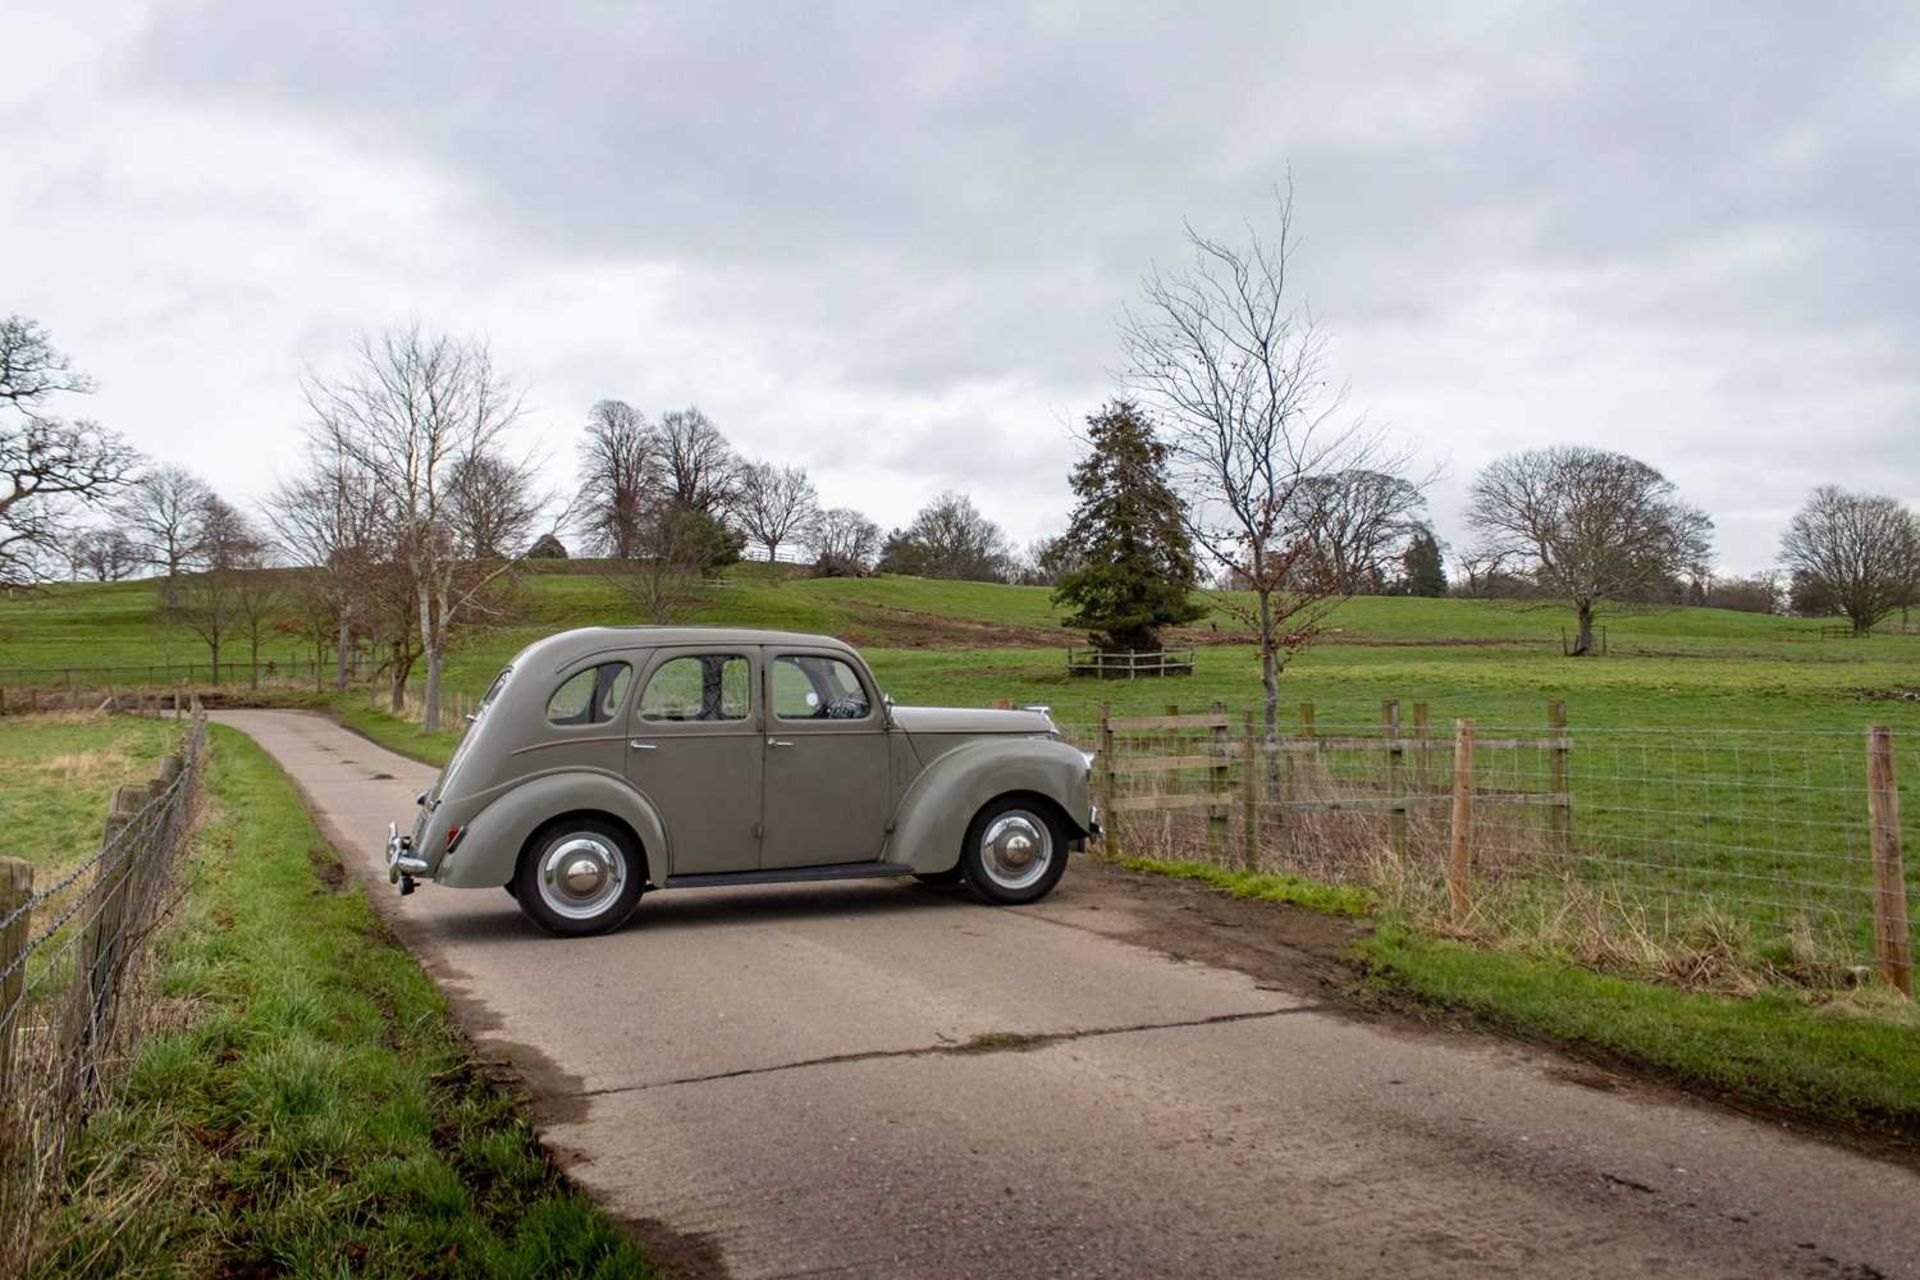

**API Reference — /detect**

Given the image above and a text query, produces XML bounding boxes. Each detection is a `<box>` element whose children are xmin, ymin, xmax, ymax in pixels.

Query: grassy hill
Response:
<box><xmin>3</xmin><ymin>563</ymin><xmax>1917</xmax><ymax>734</ymax></box>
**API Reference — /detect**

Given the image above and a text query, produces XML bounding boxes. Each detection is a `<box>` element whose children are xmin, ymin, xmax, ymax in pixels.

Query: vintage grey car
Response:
<box><xmin>386</xmin><ymin>626</ymin><xmax>1098</xmax><ymax>935</ymax></box>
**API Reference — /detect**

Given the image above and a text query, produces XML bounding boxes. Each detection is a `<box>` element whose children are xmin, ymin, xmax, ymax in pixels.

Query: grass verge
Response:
<box><xmin>1117</xmin><ymin>858</ymin><xmax>1920</xmax><ymax>1137</ymax></box>
<box><xmin>31</xmin><ymin>726</ymin><xmax>657</xmax><ymax>1279</ymax></box>
<box><xmin>1118</xmin><ymin>857</ymin><xmax>1375</xmax><ymax>917</ymax></box>
<box><xmin>337</xmin><ymin>700</ymin><xmax>462</xmax><ymax>768</ymax></box>
<box><xmin>1362</xmin><ymin>921</ymin><xmax>1920</xmax><ymax>1132</ymax></box>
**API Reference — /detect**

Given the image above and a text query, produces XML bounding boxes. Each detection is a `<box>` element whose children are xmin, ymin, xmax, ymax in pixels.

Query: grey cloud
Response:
<box><xmin>73</xmin><ymin>1</ymin><xmax>1920</xmax><ymax>564</ymax></box>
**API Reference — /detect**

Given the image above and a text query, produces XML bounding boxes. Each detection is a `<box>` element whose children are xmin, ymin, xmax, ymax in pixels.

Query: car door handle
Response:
<box><xmin>630</xmin><ymin>741</ymin><xmax>658</xmax><ymax>751</ymax></box>
<box><xmin>767</xmin><ymin>738</ymin><xmax>795</xmax><ymax>748</ymax></box>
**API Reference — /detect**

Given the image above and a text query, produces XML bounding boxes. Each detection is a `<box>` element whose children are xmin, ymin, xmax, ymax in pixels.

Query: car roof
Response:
<box><xmin>514</xmin><ymin>625</ymin><xmax>858</xmax><ymax>672</ymax></box>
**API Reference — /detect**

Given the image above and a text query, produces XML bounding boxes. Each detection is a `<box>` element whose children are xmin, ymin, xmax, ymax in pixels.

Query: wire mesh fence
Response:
<box><xmin>1059</xmin><ymin>702</ymin><xmax>1916</xmax><ymax>999</ymax></box>
<box><xmin>0</xmin><ymin>710</ymin><xmax>207</xmax><ymax>1276</ymax></box>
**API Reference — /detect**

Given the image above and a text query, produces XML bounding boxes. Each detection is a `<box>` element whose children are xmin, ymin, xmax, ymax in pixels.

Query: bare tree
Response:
<box><xmin>65</xmin><ymin>526</ymin><xmax>142</xmax><ymax>581</ymax></box>
<box><xmin>657</xmin><ymin>406</ymin><xmax>740</xmax><ymax>515</ymax></box>
<box><xmin>1291</xmin><ymin>469</ymin><xmax>1427</xmax><ymax>594</ymax></box>
<box><xmin>0</xmin><ymin>316</ymin><xmax>139</xmax><ymax>587</ymax></box>
<box><xmin>264</xmin><ymin>442</ymin><xmax>386</xmax><ymax>689</ymax></box>
<box><xmin>1779</xmin><ymin>484</ymin><xmax>1920</xmax><ymax>636</ymax></box>
<box><xmin>1121</xmin><ymin>190</ymin><xmax>1412</xmax><ymax>741</ymax></box>
<box><xmin>610</xmin><ymin>501</ymin><xmax>725</xmax><ymax>622</ymax></box>
<box><xmin>808</xmin><ymin>507</ymin><xmax>882</xmax><ymax>577</ymax></box>
<box><xmin>447</xmin><ymin>449</ymin><xmax>544</xmax><ymax>561</ymax></box>
<box><xmin>1466</xmin><ymin>446</ymin><xmax>1713</xmax><ymax>655</ymax></box>
<box><xmin>232</xmin><ymin>565</ymin><xmax>288</xmax><ymax>688</ymax></box>
<box><xmin>173</xmin><ymin>495</ymin><xmax>264</xmax><ymax>682</ymax></box>
<box><xmin>736</xmin><ymin>461</ymin><xmax>818</xmax><ymax>561</ymax></box>
<box><xmin>115</xmin><ymin>464</ymin><xmax>213</xmax><ymax>578</ymax></box>
<box><xmin>578</xmin><ymin>399</ymin><xmax>661</xmax><ymax>557</ymax></box>
<box><xmin>878</xmin><ymin>492</ymin><xmax>1013</xmax><ymax>581</ymax></box>
<box><xmin>304</xmin><ymin>324</ymin><xmax>529</xmax><ymax>730</ymax></box>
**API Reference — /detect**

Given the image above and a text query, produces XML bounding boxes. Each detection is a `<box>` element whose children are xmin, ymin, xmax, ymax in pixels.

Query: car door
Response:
<box><xmin>625</xmin><ymin>647</ymin><xmax>762</xmax><ymax>876</ymax></box>
<box><xmin>759</xmin><ymin>647</ymin><xmax>890</xmax><ymax>869</ymax></box>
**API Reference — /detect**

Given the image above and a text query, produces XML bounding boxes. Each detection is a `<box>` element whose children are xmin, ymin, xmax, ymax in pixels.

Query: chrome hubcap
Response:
<box><xmin>980</xmin><ymin>812</ymin><xmax>1052</xmax><ymax>890</ymax></box>
<box><xmin>539</xmin><ymin>835</ymin><xmax>626</xmax><ymax>921</ymax></box>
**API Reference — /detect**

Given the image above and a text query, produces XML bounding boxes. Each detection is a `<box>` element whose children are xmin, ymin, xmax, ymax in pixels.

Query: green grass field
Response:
<box><xmin>0</xmin><ymin>713</ymin><xmax>183</xmax><ymax>871</ymax></box>
<box><xmin>10</xmin><ymin>566</ymin><xmax>1916</xmax><ymax>741</ymax></box>
<box><xmin>31</xmin><ymin>728</ymin><xmax>656</xmax><ymax>1279</ymax></box>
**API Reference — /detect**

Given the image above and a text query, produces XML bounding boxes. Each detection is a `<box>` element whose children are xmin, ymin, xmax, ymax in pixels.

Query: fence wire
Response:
<box><xmin>0</xmin><ymin>713</ymin><xmax>207</xmax><ymax>1277</ymax></box>
<box><xmin>1061</xmin><ymin>708</ymin><xmax>1917</xmax><ymax>996</ymax></box>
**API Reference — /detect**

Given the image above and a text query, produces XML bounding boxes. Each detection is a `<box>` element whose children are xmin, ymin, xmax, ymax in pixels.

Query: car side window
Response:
<box><xmin>772</xmin><ymin>655</ymin><xmax>872</xmax><ymax>721</ymax></box>
<box><xmin>547</xmin><ymin>662</ymin><xmax>633</xmax><ymax>726</ymax></box>
<box><xmin>639</xmin><ymin>654</ymin><xmax>751</xmax><ymax>722</ymax></box>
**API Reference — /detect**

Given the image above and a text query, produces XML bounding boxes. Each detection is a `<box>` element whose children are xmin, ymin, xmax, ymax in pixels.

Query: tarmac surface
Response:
<box><xmin>214</xmin><ymin>709</ymin><xmax>1919</xmax><ymax>1279</ymax></box>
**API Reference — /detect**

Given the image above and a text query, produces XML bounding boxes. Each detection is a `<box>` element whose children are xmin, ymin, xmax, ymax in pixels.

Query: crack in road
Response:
<box><xmin>569</xmin><ymin>1004</ymin><xmax>1328</xmax><ymax>1100</ymax></box>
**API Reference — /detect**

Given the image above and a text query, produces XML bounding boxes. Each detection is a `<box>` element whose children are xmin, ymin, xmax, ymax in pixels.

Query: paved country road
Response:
<box><xmin>214</xmin><ymin>710</ymin><xmax>1916</xmax><ymax>1279</ymax></box>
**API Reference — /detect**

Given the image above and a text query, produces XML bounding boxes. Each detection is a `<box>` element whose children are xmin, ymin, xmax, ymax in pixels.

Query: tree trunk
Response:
<box><xmin>250</xmin><ymin>635</ymin><xmax>261</xmax><ymax>689</ymax></box>
<box><xmin>415</xmin><ymin>563</ymin><xmax>439</xmax><ymax>731</ymax></box>
<box><xmin>334</xmin><ymin>609</ymin><xmax>352</xmax><ymax>692</ymax></box>
<box><xmin>208</xmin><ymin>636</ymin><xmax>222</xmax><ymax>685</ymax></box>
<box><xmin>1257</xmin><ymin>585</ymin><xmax>1281</xmax><ymax>797</ymax></box>
<box><xmin>422</xmin><ymin>646</ymin><xmax>444</xmax><ymax>732</ymax></box>
<box><xmin>1572</xmin><ymin>601</ymin><xmax>1595</xmax><ymax>656</ymax></box>
<box><xmin>388</xmin><ymin>642</ymin><xmax>409</xmax><ymax>714</ymax></box>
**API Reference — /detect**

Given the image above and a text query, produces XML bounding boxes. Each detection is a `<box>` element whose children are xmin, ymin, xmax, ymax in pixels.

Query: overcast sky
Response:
<box><xmin>7</xmin><ymin>1</ymin><xmax>1918</xmax><ymax>573</ymax></box>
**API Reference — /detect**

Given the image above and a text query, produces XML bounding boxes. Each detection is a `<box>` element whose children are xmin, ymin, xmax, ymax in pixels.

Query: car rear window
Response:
<box><xmin>547</xmin><ymin>662</ymin><xmax>633</xmax><ymax>726</ymax></box>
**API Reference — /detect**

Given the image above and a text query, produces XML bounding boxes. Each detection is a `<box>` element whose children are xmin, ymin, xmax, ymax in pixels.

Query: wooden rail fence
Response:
<box><xmin>1093</xmin><ymin>698</ymin><xmax>1576</xmax><ymax>920</ymax></box>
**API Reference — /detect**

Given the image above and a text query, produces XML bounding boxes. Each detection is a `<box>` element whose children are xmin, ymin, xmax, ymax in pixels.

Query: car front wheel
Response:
<box><xmin>514</xmin><ymin>819</ymin><xmax>644</xmax><ymax>937</ymax></box>
<box><xmin>961</xmin><ymin>797</ymin><xmax>1068</xmax><ymax>905</ymax></box>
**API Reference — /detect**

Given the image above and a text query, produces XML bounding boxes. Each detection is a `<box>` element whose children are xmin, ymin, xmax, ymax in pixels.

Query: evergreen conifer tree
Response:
<box><xmin>1052</xmin><ymin>401</ymin><xmax>1205</xmax><ymax>652</ymax></box>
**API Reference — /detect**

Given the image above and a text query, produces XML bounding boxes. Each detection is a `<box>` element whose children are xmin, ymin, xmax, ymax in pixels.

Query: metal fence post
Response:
<box><xmin>1449</xmin><ymin>718</ymin><xmax>1476</xmax><ymax>925</ymax></box>
<box><xmin>1866</xmin><ymin>726</ymin><xmax>1912</xmax><ymax>997</ymax></box>
<box><xmin>0</xmin><ymin>858</ymin><xmax>31</xmax><ymax>1096</ymax></box>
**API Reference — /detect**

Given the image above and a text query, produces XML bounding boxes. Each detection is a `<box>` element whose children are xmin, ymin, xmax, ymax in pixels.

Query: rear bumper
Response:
<box><xmin>386</xmin><ymin>821</ymin><xmax>429</xmax><ymax>893</ymax></box>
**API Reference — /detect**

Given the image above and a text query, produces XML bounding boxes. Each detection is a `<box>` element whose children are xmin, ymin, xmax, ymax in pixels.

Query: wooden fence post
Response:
<box><xmin>1449</xmin><ymin>718</ymin><xmax>1476</xmax><ymax>925</ymax></box>
<box><xmin>1413</xmin><ymin>701</ymin><xmax>1430</xmax><ymax>796</ymax></box>
<box><xmin>1295</xmin><ymin>701</ymin><xmax>1315</xmax><ymax>801</ymax></box>
<box><xmin>1099</xmin><ymin>702</ymin><xmax>1119</xmax><ymax>860</ymax></box>
<box><xmin>1866</xmin><ymin>726</ymin><xmax>1912</xmax><ymax>997</ymax></box>
<box><xmin>1241</xmin><ymin>711</ymin><xmax>1260</xmax><ymax>870</ymax></box>
<box><xmin>80</xmin><ymin>784</ymin><xmax>150</xmax><ymax>1069</ymax></box>
<box><xmin>1384</xmin><ymin>699</ymin><xmax>1407</xmax><ymax>862</ymax></box>
<box><xmin>1547</xmin><ymin>700</ymin><xmax>1570</xmax><ymax>859</ymax></box>
<box><xmin>1208</xmin><ymin>701</ymin><xmax>1229</xmax><ymax>865</ymax></box>
<box><xmin>0</xmin><ymin>858</ymin><xmax>31</xmax><ymax>1096</ymax></box>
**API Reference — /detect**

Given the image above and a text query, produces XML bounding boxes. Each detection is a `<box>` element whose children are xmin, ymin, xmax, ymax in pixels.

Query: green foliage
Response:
<box><xmin>667</xmin><ymin>504</ymin><xmax>744</xmax><ymax>576</ymax></box>
<box><xmin>32</xmin><ymin>728</ymin><xmax>658</xmax><ymax>1278</ymax></box>
<box><xmin>1399</xmin><ymin>526</ymin><xmax>1447</xmax><ymax>597</ymax></box>
<box><xmin>1051</xmin><ymin>400</ymin><xmax>1205</xmax><ymax>652</ymax></box>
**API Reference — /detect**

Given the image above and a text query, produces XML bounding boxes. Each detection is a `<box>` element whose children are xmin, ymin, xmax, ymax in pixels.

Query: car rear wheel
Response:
<box><xmin>513</xmin><ymin>818</ymin><xmax>643</xmax><ymax>937</ymax></box>
<box><xmin>961</xmin><ymin>797</ymin><xmax>1068</xmax><ymax>905</ymax></box>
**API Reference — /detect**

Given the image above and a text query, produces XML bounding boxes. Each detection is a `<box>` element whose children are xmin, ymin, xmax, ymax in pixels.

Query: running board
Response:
<box><xmin>662</xmin><ymin>863</ymin><xmax>918</xmax><ymax>890</ymax></box>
